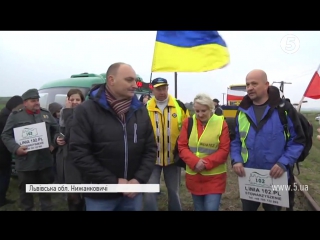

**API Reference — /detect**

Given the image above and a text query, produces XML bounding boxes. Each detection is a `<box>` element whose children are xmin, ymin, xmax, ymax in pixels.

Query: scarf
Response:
<box><xmin>105</xmin><ymin>86</ymin><xmax>132</xmax><ymax>123</ymax></box>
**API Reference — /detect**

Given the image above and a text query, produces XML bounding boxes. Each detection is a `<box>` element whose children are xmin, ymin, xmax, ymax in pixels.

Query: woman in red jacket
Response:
<box><xmin>178</xmin><ymin>93</ymin><xmax>230</xmax><ymax>211</ymax></box>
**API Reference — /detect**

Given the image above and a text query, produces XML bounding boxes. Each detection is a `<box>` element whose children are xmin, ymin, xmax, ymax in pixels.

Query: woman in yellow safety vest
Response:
<box><xmin>178</xmin><ymin>93</ymin><xmax>230</xmax><ymax>211</ymax></box>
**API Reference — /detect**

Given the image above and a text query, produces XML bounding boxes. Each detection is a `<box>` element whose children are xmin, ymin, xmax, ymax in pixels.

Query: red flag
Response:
<box><xmin>304</xmin><ymin>65</ymin><xmax>320</xmax><ymax>99</ymax></box>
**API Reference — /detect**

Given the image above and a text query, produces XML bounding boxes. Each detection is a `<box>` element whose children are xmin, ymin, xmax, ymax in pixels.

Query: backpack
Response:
<box><xmin>277</xmin><ymin>100</ymin><xmax>313</xmax><ymax>175</ymax></box>
<box><xmin>277</xmin><ymin>101</ymin><xmax>313</xmax><ymax>211</ymax></box>
<box><xmin>224</xmin><ymin>117</ymin><xmax>236</xmax><ymax>141</ymax></box>
<box><xmin>173</xmin><ymin>117</ymin><xmax>193</xmax><ymax>169</ymax></box>
<box><xmin>175</xmin><ymin>99</ymin><xmax>187</xmax><ymax>129</ymax></box>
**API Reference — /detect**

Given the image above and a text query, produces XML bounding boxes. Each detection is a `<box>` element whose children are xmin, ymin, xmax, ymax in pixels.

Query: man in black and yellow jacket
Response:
<box><xmin>144</xmin><ymin>77</ymin><xmax>189</xmax><ymax>211</ymax></box>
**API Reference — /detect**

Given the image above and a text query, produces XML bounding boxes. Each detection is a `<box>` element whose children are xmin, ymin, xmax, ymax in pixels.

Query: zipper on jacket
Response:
<box><xmin>134</xmin><ymin>123</ymin><xmax>137</xmax><ymax>143</ymax></box>
<box><xmin>118</xmin><ymin>119</ymin><xmax>129</xmax><ymax>179</ymax></box>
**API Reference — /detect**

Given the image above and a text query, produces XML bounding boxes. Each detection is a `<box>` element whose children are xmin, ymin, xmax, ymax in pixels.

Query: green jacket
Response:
<box><xmin>1</xmin><ymin>107</ymin><xmax>60</xmax><ymax>171</ymax></box>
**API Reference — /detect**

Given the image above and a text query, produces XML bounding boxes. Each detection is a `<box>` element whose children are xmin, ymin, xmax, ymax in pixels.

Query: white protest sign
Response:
<box><xmin>238</xmin><ymin>167</ymin><xmax>289</xmax><ymax>208</ymax></box>
<box><xmin>13</xmin><ymin>122</ymin><xmax>49</xmax><ymax>152</ymax></box>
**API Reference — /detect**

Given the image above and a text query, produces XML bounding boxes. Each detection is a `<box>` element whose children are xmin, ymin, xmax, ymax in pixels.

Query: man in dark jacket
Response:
<box><xmin>0</xmin><ymin>95</ymin><xmax>23</xmax><ymax>207</ymax></box>
<box><xmin>213</xmin><ymin>98</ymin><xmax>223</xmax><ymax>116</ymax></box>
<box><xmin>68</xmin><ymin>62</ymin><xmax>157</xmax><ymax>211</ymax></box>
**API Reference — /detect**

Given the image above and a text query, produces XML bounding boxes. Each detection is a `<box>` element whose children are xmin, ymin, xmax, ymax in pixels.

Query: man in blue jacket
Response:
<box><xmin>230</xmin><ymin>69</ymin><xmax>305</xmax><ymax>211</ymax></box>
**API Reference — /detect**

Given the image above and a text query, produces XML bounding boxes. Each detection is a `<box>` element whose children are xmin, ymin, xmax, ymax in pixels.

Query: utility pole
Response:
<box><xmin>272</xmin><ymin>81</ymin><xmax>292</xmax><ymax>98</ymax></box>
<box><xmin>222</xmin><ymin>93</ymin><xmax>226</xmax><ymax>105</ymax></box>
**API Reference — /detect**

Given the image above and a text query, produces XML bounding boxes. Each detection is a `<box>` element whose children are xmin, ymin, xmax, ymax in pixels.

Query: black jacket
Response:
<box><xmin>0</xmin><ymin>95</ymin><xmax>23</xmax><ymax>169</ymax></box>
<box><xmin>0</xmin><ymin>108</ymin><xmax>12</xmax><ymax>169</ymax></box>
<box><xmin>68</xmin><ymin>84</ymin><xmax>157</xmax><ymax>199</ymax></box>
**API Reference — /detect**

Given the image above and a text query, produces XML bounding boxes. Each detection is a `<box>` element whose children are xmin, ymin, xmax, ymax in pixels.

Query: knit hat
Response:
<box><xmin>5</xmin><ymin>95</ymin><xmax>23</xmax><ymax>111</ymax></box>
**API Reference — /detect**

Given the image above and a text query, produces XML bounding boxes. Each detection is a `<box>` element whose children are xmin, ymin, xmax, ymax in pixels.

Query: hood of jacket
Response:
<box><xmin>49</xmin><ymin>102</ymin><xmax>62</xmax><ymax>116</ymax></box>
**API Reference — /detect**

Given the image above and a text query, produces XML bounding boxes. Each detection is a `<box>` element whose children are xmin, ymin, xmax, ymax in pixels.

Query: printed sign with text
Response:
<box><xmin>13</xmin><ymin>122</ymin><xmax>49</xmax><ymax>152</ymax></box>
<box><xmin>238</xmin><ymin>167</ymin><xmax>289</xmax><ymax>208</ymax></box>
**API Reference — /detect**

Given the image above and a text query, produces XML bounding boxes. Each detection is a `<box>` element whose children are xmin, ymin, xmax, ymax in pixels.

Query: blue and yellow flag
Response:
<box><xmin>151</xmin><ymin>31</ymin><xmax>230</xmax><ymax>72</ymax></box>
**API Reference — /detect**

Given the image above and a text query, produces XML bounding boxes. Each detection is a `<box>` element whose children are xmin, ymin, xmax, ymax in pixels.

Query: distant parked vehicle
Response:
<box><xmin>315</xmin><ymin>114</ymin><xmax>320</xmax><ymax>121</ymax></box>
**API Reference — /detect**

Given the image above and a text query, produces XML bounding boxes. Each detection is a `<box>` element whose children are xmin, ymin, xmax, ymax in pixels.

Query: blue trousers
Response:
<box><xmin>85</xmin><ymin>193</ymin><xmax>143</xmax><ymax>211</ymax></box>
<box><xmin>191</xmin><ymin>193</ymin><xmax>222</xmax><ymax>211</ymax></box>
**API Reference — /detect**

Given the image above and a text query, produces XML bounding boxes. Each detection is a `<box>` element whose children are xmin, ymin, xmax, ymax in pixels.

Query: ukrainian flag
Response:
<box><xmin>151</xmin><ymin>31</ymin><xmax>230</xmax><ymax>72</ymax></box>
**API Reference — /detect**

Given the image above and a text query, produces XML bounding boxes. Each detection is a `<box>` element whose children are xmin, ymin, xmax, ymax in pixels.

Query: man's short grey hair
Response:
<box><xmin>194</xmin><ymin>93</ymin><xmax>214</xmax><ymax>111</ymax></box>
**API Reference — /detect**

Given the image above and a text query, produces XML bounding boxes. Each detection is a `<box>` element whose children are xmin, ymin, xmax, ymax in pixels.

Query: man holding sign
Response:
<box><xmin>1</xmin><ymin>88</ymin><xmax>60</xmax><ymax>211</ymax></box>
<box><xmin>230</xmin><ymin>70</ymin><xmax>305</xmax><ymax>211</ymax></box>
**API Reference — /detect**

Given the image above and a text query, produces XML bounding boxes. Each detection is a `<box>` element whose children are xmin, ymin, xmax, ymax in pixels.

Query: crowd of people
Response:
<box><xmin>0</xmin><ymin>62</ymin><xmax>317</xmax><ymax>211</ymax></box>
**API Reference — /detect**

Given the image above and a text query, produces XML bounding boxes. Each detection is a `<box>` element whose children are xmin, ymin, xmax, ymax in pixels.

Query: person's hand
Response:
<box><xmin>194</xmin><ymin>159</ymin><xmax>207</xmax><ymax>172</ymax></box>
<box><xmin>317</xmin><ymin>128</ymin><xmax>320</xmax><ymax>141</ymax></box>
<box><xmin>118</xmin><ymin>178</ymin><xmax>128</xmax><ymax>184</ymax></box>
<box><xmin>49</xmin><ymin>145</ymin><xmax>54</xmax><ymax>152</ymax></box>
<box><xmin>270</xmin><ymin>164</ymin><xmax>285</xmax><ymax>179</ymax></box>
<box><xmin>65</xmin><ymin>97</ymin><xmax>72</xmax><ymax>108</ymax></box>
<box><xmin>16</xmin><ymin>146</ymin><xmax>28</xmax><ymax>156</ymax></box>
<box><xmin>56</xmin><ymin>136</ymin><xmax>66</xmax><ymax>146</ymax></box>
<box><xmin>233</xmin><ymin>163</ymin><xmax>245</xmax><ymax>177</ymax></box>
<box><xmin>126</xmin><ymin>179</ymin><xmax>140</xmax><ymax>198</ymax></box>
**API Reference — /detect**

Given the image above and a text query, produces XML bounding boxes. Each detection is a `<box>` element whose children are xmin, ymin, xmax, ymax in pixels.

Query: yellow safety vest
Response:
<box><xmin>237</xmin><ymin>110</ymin><xmax>289</xmax><ymax>163</ymax></box>
<box><xmin>186</xmin><ymin>114</ymin><xmax>227</xmax><ymax>175</ymax></box>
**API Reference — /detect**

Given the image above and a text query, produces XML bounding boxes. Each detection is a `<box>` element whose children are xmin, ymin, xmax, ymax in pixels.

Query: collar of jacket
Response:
<box><xmin>148</xmin><ymin>95</ymin><xmax>177</xmax><ymax>111</ymax></box>
<box><xmin>89</xmin><ymin>83</ymin><xmax>142</xmax><ymax>111</ymax></box>
<box><xmin>25</xmin><ymin>108</ymin><xmax>40</xmax><ymax>115</ymax></box>
<box><xmin>239</xmin><ymin>90</ymin><xmax>282</xmax><ymax>110</ymax></box>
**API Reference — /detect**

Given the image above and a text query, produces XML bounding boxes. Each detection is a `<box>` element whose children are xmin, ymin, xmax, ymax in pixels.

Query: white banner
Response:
<box><xmin>26</xmin><ymin>184</ymin><xmax>160</xmax><ymax>193</ymax></box>
<box><xmin>13</xmin><ymin>122</ymin><xmax>49</xmax><ymax>151</ymax></box>
<box><xmin>238</xmin><ymin>167</ymin><xmax>289</xmax><ymax>208</ymax></box>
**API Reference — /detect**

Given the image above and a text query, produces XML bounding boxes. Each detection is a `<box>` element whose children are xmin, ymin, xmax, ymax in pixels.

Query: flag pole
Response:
<box><xmin>297</xmin><ymin>64</ymin><xmax>320</xmax><ymax>112</ymax></box>
<box><xmin>174</xmin><ymin>72</ymin><xmax>178</xmax><ymax>98</ymax></box>
<box><xmin>149</xmin><ymin>72</ymin><xmax>153</xmax><ymax>83</ymax></box>
<box><xmin>296</xmin><ymin>96</ymin><xmax>305</xmax><ymax>113</ymax></box>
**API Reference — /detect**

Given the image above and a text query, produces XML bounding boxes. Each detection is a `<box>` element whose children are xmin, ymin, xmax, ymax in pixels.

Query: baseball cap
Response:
<box><xmin>213</xmin><ymin>98</ymin><xmax>219</xmax><ymax>103</ymax></box>
<box><xmin>151</xmin><ymin>78</ymin><xmax>168</xmax><ymax>88</ymax></box>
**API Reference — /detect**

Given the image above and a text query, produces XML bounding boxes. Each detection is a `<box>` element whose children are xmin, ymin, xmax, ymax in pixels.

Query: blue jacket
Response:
<box><xmin>230</xmin><ymin>94</ymin><xmax>305</xmax><ymax>172</ymax></box>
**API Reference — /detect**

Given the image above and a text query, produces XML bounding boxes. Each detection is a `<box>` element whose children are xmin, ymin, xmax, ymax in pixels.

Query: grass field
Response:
<box><xmin>0</xmin><ymin>107</ymin><xmax>318</xmax><ymax>211</ymax></box>
<box><xmin>0</xmin><ymin>162</ymin><xmax>308</xmax><ymax>211</ymax></box>
<box><xmin>295</xmin><ymin>112</ymin><xmax>320</xmax><ymax>205</ymax></box>
<box><xmin>0</xmin><ymin>97</ymin><xmax>10</xmax><ymax>110</ymax></box>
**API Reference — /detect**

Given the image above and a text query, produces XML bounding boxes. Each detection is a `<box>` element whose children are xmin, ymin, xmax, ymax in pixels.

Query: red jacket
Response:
<box><xmin>178</xmin><ymin>117</ymin><xmax>230</xmax><ymax>195</ymax></box>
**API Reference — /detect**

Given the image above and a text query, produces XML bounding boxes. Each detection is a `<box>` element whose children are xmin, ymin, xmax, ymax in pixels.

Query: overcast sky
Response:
<box><xmin>0</xmin><ymin>31</ymin><xmax>319</xmax><ymax>108</ymax></box>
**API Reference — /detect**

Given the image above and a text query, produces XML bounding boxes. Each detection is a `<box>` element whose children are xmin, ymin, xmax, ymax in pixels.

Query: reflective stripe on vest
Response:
<box><xmin>237</xmin><ymin>110</ymin><xmax>289</xmax><ymax>163</ymax></box>
<box><xmin>186</xmin><ymin>114</ymin><xmax>227</xmax><ymax>176</ymax></box>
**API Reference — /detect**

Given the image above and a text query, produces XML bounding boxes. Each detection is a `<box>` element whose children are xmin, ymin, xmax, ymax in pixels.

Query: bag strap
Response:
<box><xmin>187</xmin><ymin>117</ymin><xmax>193</xmax><ymax>139</ymax></box>
<box><xmin>277</xmin><ymin>103</ymin><xmax>289</xmax><ymax>141</ymax></box>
